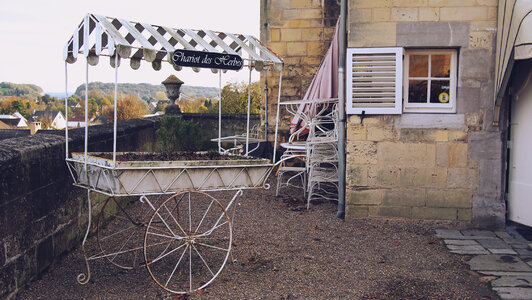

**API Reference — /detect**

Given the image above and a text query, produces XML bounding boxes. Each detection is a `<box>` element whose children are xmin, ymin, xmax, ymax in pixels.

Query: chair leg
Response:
<box><xmin>302</xmin><ymin>170</ymin><xmax>307</xmax><ymax>198</ymax></box>
<box><xmin>275</xmin><ymin>170</ymin><xmax>283</xmax><ymax>196</ymax></box>
<box><xmin>307</xmin><ymin>181</ymin><xmax>314</xmax><ymax>210</ymax></box>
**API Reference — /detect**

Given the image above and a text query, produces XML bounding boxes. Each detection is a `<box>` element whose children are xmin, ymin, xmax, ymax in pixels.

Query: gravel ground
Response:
<box><xmin>18</xmin><ymin>181</ymin><xmax>498</xmax><ymax>299</ymax></box>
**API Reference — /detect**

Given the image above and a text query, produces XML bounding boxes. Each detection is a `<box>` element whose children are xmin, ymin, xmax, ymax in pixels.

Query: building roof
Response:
<box><xmin>68</xmin><ymin>115</ymin><xmax>86</xmax><ymax>122</ymax></box>
<box><xmin>12</xmin><ymin>112</ymin><xmax>27</xmax><ymax>122</ymax></box>
<box><xmin>93</xmin><ymin>115</ymin><xmax>108</xmax><ymax>123</ymax></box>
<box><xmin>0</xmin><ymin>120</ymin><xmax>11</xmax><ymax>129</ymax></box>
<box><xmin>32</xmin><ymin>111</ymin><xmax>61</xmax><ymax>122</ymax></box>
<box><xmin>0</xmin><ymin>118</ymin><xmax>23</xmax><ymax>127</ymax></box>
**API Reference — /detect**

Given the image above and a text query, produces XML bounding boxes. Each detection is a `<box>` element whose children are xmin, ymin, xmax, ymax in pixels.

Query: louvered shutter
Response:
<box><xmin>346</xmin><ymin>47</ymin><xmax>403</xmax><ymax>114</ymax></box>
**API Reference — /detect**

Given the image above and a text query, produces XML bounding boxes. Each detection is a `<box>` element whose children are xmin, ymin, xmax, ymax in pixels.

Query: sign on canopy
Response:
<box><xmin>171</xmin><ymin>49</ymin><xmax>244</xmax><ymax>71</ymax></box>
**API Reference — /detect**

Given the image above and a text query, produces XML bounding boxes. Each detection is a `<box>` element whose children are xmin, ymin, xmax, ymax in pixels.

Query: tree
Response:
<box><xmin>39</xmin><ymin>94</ymin><xmax>57</xmax><ymax>105</ymax></box>
<box><xmin>100</xmin><ymin>97</ymin><xmax>112</xmax><ymax>107</ymax></box>
<box><xmin>155</xmin><ymin>102</ymin><xmax>168</xmax><ymax>113</ymax></box>
<box><xmin>155</xmin><ymin>91</ymin><xmax>167</xmax><ymax>101</ymax></box>
<box><xmin>74</xmin><ymin>97</ymin><xmax>98</xmax><ymax>119</ymax></box>
<box><xmin>218</xmin><ymin>81</ymin><xmax>262</xmax><ymax>114</ymax></box>
<box><xmin>0</xmin><ymin>96</ymin><xmax>35</xmax><ymax>119</ymax></box>
<box><xmin>102</xmin><ymin>94</ymin><xmax>149</xmax><ymax>121</ymax></box>
<box><xmin>67</xmin><ymin>94</ymin><xmax>81</xmax><ymax>106</ymax></box>
<box><xmin>47</xmin><ymin>101</ymin><xmax>72</xmax><ymax>117</ymax></box>
<box><xmin>178</xmin><ymin>96</ymin><xmax>212</xmax><ymax>113</ymax></box>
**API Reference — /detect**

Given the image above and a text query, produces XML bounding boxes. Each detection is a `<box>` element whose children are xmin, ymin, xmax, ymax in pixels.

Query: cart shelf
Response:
<box><xmin>67</xmin><ymin>152</ymin><xmax>273</xmax><ymax>197</ymax></box>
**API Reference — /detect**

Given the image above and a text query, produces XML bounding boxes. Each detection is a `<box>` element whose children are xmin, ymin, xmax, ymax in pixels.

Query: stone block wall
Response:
<box><xmin>346</xmin><ymin>115</ymin><xmax>476</xmax><ymax>221</ymax></box>
<box><xmin>260</xmin><ymin>0</ymin><xmax>340</xmax><ymax>128</ymax></box>
<box><xmin>0</xmin><ymin>129</ymin><xmax>31</xmax><ymax>141</ymax></box>
<box><xmin>0</xmin><ymin>118</ymin><xmax>159</xmax><ymax>300</ymax></box>
<box><xmin>345</xmin><ymin>0</ymin><xmax>504</xmax><ymax>228</ymax></box>
<box><xmin>0</xmin><ymin>114</ymin><xmax>259</xmax><ymax>299</ymax></box>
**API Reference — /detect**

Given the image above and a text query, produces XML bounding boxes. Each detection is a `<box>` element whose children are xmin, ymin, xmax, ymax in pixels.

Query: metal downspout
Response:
<box><xmin>336</xmin><ymin>0</ymin><xmax>347</xmax><ymax>219</ymax></box>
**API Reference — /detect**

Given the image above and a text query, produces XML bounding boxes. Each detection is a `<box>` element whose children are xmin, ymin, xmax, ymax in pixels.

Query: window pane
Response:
<box><xmin>430</xmin><ymin>80</ymin><xmax>451</xmax><ymax>103</ymax></box>
<box><xmin>431</xmin><ymin>54</ymin><xmax>451</xmax><ymax>77</ymax></box>
<box><xmin>409</xmin><ymin>80</ymin><xmax>428</xmax><ymax>103</ymax></box>
<box><xmin>409</xmin><ymin>55</ymin><xmax>428</xmax><ymax>77</ymax></box>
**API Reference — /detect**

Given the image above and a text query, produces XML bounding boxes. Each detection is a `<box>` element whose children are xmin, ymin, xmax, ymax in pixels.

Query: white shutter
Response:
<box><xmin>346</xmin><ymin>47</ymin><xmax>403</xmax><ymax>115</ymax></box>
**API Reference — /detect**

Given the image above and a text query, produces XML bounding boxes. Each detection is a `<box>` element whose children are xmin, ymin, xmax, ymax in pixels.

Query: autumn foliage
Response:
<box><xmin>0</xmin><ymin>97</ymin><xmax>36</xmax><ymax>119</ymax></box>
<box><xmin>103</xmin><ymin>94</ymin><xmax>149</xmax><ymax>121</ymax></box>
<box><xmin>220</xmin><ymin>81</ymin><xmax>261</xmax><ymax>114</ymax></box>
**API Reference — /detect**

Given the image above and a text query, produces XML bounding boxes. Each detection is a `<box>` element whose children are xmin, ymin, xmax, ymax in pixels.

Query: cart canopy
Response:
<box><xmin>63</xmin><ymin>13</ymin><xmax>283</xmax><ymax>72</ymax></box>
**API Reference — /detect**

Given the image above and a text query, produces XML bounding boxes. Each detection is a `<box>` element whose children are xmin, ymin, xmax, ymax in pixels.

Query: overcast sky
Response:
<box><xmin>0</xmin><ymin>0</ymin><xmax>260</xmax><ymax>93</ymax></box>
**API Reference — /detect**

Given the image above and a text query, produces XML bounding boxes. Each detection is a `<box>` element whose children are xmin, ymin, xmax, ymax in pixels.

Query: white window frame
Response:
<box><xmin>346</xmin><ymin>47</ymin><xmax>403</xmax><ymax>115</ymax></box>
<box><xmin>403</xmin><ymin>49</ymin><xmax>457</xmax><ymax>114</ymax></box>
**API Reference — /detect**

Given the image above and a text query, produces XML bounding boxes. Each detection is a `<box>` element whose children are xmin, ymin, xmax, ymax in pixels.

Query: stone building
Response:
<box><xmin>260</xmin><ymin>0</ymin><xmax>340</xmax><ymax>126</ymax></box>
<box><xmin>261</xmin><ymin>0</ymin><xmax>532</xmax><ymax>229</ymax></box>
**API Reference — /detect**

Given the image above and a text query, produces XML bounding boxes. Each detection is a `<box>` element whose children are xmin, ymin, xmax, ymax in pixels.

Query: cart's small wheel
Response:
<box><xmin>97</xmin><ymin>196</ymin><xmax>158</xmax><ymax>269</ymax></box>
<box><xmin>144</xmin><ymin>191</ymin><xmax>232</xmax><ymax>294</ymax></box>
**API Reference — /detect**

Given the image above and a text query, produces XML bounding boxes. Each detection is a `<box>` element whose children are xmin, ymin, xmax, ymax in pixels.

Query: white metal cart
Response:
<box><xmin>63</xmin><ymin>13</ymin><xmax>285</xmax><ymax>294</ymax></box>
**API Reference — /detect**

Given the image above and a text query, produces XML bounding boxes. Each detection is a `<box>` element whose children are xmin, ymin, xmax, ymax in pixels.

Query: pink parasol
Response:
<box><xmin>289</xmin><ymin>19</ymin><xmax>339</xmax><ymax>133</ymax></box>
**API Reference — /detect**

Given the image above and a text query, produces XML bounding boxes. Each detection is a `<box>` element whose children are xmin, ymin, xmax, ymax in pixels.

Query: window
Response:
<box><xmin>346</xmin><ymin>47</ymin><xmax>403</xmax><ymax>115</ymax></box>
<box><xmin>403</xmin><ymin>49</ymin><xmax>457</xmax><ymax>113</ymax></box>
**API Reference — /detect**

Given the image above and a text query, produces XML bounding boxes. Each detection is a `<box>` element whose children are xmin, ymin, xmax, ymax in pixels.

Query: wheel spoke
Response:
<box><xmin>161</xmin><ymin>202</ymin><xmax>187</xmax><ymax>237</ymax></box>
<box><xmin>100</xmin><ymin>224</ymin><xmax>138</xmax><ymax>241</ymax></box>
<box><xmin>194</xmin><ymin>199</ymin><xmax>214</xmax><ymax>234</ymax></box>
<box><xmin>149</xmin><ymin>241</ymin><xmax>187</xmax><ymax>266</ymax></box>
<box><xmin>98</xmin><ymin>196</ymin><xmax>148</xmax><ymax>270</ymax></box>
<box><xmin>147</xmin><ymin>231</ymin><xmax>185</xmax><ymax>240</ymax></box>
<box><xmin>189</xmin><ymin>242</ymin><xmax>192</xmax><ymax>292</ymax></box>
<box><xmin>147</xmin><ymin>223</ymin><xmax>179</xmax><ymax>237</ymax></box>
<box><xmin>90</xmin><ymin>245</ymin><xmax>144</xmax><ymax>260</ymax></box>
<box><xmin>192</xmin><ymin>244</ymin><xmax>215</xmax><ymax>277</ymax></box>
<box><xmin>188</xmin><ymin>192</ymin><xmax>192</xmax><ymax>232</ymax></box>
<box><xmin>199</xmin><ymin>221</ymin><xmax>229</xmax><ymax>237</ymax></box>
<box><xmin>144</xmin><ymin>191</ymin><xmax>233</xmax><ymax>294</ymax></box>
<box><xmin>144</xmin><ymin>240</ymin><xmax>174</xmax><ymax>251</ymax></box>
<box><xmin>153</xmin><ymin>209</ymin><xmax>178</xmax><ymax>237</ymax></box>
<box><xmin>101</xmin><ymin>212</ymin><xmax>136</xmax><ymax>223</ymax></box>
<box><xmin>165</xmin><ymin>244</ymin><xmax>189</xmax><ymax>287</ymax></box>
<box><xmin>110</xmin><ymin>227</ymin><xmax>138</xmax><ymax>263</ymax></box>
<box><xmin>196</xmin><ymin>241</ymin><xmax>230</xmax><ymax>252</ymax></box>
<box><xmin>112</xmin><ymin>197</ymin><xmax>142</xmax><ymax>225</ymax></box>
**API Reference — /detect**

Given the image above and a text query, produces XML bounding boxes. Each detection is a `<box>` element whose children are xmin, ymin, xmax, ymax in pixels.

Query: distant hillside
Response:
<box><xmin>74</xmin><ymin>82</ymin><xmax>219</xmax><ymax>101</ymax></box>
<box><xmin>0</xmin><ymin>82</ymin><xmax>43</xmax><ymax>99</ymax></box>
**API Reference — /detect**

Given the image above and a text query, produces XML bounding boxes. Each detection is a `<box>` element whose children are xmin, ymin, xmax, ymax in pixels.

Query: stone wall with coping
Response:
<box><xmin>345</xmin><ymin>0</ymin><xmax>504</xmax><ymax>228</ymax></box>
<box><xmin>0</xmin><ymin>114</ymin><xmax>259</xmax><ymax>299</ymax></box>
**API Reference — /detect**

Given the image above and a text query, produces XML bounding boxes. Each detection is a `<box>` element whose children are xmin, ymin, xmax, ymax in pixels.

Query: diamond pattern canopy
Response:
<box><xmin>63</xmin><ymin>13</ymin><xmax>283</xmax><ymax>71</ymax></box>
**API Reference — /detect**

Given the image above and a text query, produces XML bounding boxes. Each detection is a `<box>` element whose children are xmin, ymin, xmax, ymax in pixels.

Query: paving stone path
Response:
<box><xmin>436</xmin><ymin>227</ymin><xmax>532</xmax><ymax>300</ymax></box>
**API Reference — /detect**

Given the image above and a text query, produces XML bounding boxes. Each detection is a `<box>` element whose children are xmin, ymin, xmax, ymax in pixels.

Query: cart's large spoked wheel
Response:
<box><xmin>144</xmin><ymin>191</ymin><xmax>232</xmax><ymax>294</ymax></box>
<box><xmin>97</xmin><ymin>196</ymin><xmax>161</xmax><ymax>269</ymax></box>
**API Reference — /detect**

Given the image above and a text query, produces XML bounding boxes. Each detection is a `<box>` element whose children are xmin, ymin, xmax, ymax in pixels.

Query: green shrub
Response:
<box><xmin>156</xmin><ymin>116</ymin><xmax>209</xmax><ymax>152</ymax></box>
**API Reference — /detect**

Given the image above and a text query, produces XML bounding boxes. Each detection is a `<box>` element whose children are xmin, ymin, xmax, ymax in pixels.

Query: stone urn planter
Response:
<box><xmin>162</xmin><ymin>75</ymin><xmax>184</xmax><ymax>115</ymax></box>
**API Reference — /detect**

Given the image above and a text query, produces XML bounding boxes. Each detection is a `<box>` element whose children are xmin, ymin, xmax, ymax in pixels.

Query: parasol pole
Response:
<box><xmin>113</xmin><ymin>54</ymin><xmax>118</xmax><ymax>166</ymax></box>
<box><xmin>272</xmin><ymin>71</ymin><xmax>283</xmax><ymax>164</ymax></box>
<box><xmin>245</xmin><ymin>66</ymin><xmax>252</xmax><ymax>155</ymax></box>
<box><xmin>218</xmin><ymin>70</ymin><xmax>222</xmax><ymax>154</ymax></box>
<box><xmin>64</xmin><ymin>62</ymin><xmax>69</xmax><ymax>159</ymax></box>
<box><xmin>84</xmin><ymin>60</ymin><xmax>89</xmax><ymax>169</ymax></box>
